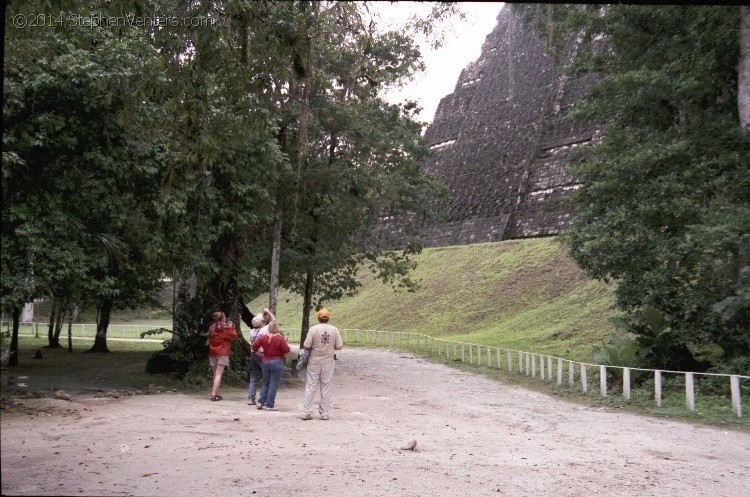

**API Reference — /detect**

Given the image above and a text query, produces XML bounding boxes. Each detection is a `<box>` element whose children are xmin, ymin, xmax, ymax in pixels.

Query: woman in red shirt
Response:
<box><xmin>208</xmin><ymin>310</ymin><xmax>238</xmax><ymax>401</ymax></box>
<box><xmin>251</xmin><ymin>317</ymin><xmax>290</xmax><ymax>411</ymax></box>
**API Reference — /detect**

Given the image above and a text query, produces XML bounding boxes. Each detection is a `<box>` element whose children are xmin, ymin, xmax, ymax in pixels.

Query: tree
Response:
<box><xmin>3</xmin><ymin>1</ymin><xmax>168</xmax><ymax>354</ymax></box>
<box><xmin>234</xmin><ymin>2</ymin><xmax>448</xmax><ymax>342</ymax></box>
<box><xmin>740</xmin><ymin>7</ymin><xmax>749</xmax><ymax>130</ymax></box>
<box><xmin>524</xmin><ymin>5</ymin><xmax>750</xmax><ymax>370</ymax></box>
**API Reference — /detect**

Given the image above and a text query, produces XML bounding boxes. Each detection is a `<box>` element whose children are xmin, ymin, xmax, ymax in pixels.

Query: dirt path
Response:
<box><xmin>2</xmin><ymin>348</ymin><xmax>749</xmax><ymax>497</ymax></box>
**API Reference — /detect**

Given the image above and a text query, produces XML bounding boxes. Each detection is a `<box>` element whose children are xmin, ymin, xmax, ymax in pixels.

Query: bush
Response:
<box><xmin>593</xmin><ymin>334</ymin><xmax>648</xmax><ymax>390</ymax></box>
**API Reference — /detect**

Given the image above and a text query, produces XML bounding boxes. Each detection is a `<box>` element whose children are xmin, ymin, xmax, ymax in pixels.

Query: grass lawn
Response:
<box><xmin>1</xmin><ymin>336</ymin><xmax>186</xmax><ymax>396</ymax></box>
<box><xmin>252</xmin><ymin>238</ymin><xmax>622</xmax><ymax>362</ymax></box>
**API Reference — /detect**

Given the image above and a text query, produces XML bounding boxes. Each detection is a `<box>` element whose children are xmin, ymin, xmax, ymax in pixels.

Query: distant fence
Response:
<box><xmin>3</xmin><ymin>321</ymin><xmax>302</xmax><ymax>343</ymax></box>
<box><xmin>339</xmin><ymin>328</ymin><xmax>749</xmax><ymax>419</ymax></box>
<box><xmin>5</xmin><ymin>322</ymin><xmax>746</xmax><ymax>418</ymax></box>
<box><xmin>3</xmin><ymin>322</ymin><xmax>171</xmax><ymax>341</ymax></box>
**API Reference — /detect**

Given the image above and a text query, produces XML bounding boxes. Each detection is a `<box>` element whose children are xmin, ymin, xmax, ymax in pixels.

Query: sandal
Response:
<box><xmin>210</xmin><ymin>395</ymin><xmax>223</xmax><ymax>401</ymax></box>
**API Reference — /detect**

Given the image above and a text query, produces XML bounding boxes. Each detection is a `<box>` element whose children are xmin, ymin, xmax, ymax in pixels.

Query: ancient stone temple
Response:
<box><xmin>421</xmin><ymin>4</ymin><xmax>601</xmax><ymax>247</ymax></box>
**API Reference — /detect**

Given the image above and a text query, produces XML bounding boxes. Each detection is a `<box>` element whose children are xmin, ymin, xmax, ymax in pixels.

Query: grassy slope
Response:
<box><xmin>252</xmin><ymin>237</ymin><xmax>622</xmax><ymax>362</ymax></box>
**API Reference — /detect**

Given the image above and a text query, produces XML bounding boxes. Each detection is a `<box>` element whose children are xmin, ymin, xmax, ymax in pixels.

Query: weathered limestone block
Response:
<box><xmin>421</xmin><ymin>4</ymin><xmax>601</xmax><ymax>247</ymax></box>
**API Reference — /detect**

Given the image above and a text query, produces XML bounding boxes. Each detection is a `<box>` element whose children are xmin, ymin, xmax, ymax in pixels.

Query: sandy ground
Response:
<box><xmin>1</xmin><ymin>347</ymin><xmax>749</xmax><ymax>497</ymax></box>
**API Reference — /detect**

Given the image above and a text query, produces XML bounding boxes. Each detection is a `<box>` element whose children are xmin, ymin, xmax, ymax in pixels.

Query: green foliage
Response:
<box><xmin>543</xmin><ymin>5</ymin><xmax>750</xmax><ymax>371</ymax></box>
<box><xmin>592</xmin><ymin>336</ymin><xmax>644</xmax><ymax>369</ymax></box>
<box><xmin>3</xmin><ymin>1</ymin><xmax>451</xmax><ymax>364</ymax></box>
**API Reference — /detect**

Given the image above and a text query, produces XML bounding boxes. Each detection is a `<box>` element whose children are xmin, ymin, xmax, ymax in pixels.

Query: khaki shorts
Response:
<box><xmin>209</xmin><ymin>356</ymin><xmax>230</xmax><ymax>368</ymax></box>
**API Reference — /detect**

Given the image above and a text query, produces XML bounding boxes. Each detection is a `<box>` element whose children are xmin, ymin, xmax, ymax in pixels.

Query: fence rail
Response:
<box><xmin>4</xmin><ymin>322</ymin><xmax>172</xmax><ymax>341</ymax></box>
<box><xmin>5</xmin><ymin>322</ymin><xmax>747</xmax><ymax>418</ymax></box>
<box><xmin>339</xmin><ymin>328</ymin><xmax>749</xmax><ymax>419</ymax></box>
<box><xmin>4</xmin><ymin>321</ymin><xmax>304</xmax><ymax>343</ymax></box>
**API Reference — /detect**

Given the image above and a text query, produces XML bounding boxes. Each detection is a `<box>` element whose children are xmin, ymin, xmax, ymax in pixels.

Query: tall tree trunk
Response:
<box><xmin>67</xmin><ymin>306</ymin><xmax>73</xmax><ymax>353</ymax></box>
<box><xmin>172</xmin><ymin>272</ymin><xmax>196</xmax><ymax>339</ymax></box>
<box><xmin>269</xmin><ymin>8</ymin><xmax>316</xmax><ymax>315</ymax></box>
<box><xmin>740</xmin><ymin>6</ymin><xmax>750</xmax><ymax>130</ymax></box>
<box><xmin>269</xmin><ymin>198</ymin><xmax>283</xmax><ymax>315</ymax></box>
<box><xmin>300</xmin><ymin>268</ymin><xmax>315</xmax><ymax>347</ymax></box>
<box><xmin>9</xmin><ymin>307</ymin><xmax>20</xmax><ymax>367</ymax></box>
<box><xmin>46</xmin><ymin>302</ymin><xmax>60</xmax><ymax>348</ymax></box>
<box><xmin>87</xmin><ymin>298</ymin><xmax>113</xmax><ymax>353</ymax></box>
<box><xmin>53</xmin><ymin>304</ymin><xmax>64</xmax><ymax>346</ymax></box>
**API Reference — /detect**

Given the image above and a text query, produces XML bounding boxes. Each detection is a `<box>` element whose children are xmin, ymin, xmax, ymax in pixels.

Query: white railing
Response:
<box><xmin>4</xmin><ymin>322</ymin><xmax>171</xmax><ymax>341</ymax></box>
<box><xmin>339</xmin><ymin>328</ymin><xmax>749</xmax><ymax>419</ymax></box>
<box><xmin>5</xmin><ymin>322</ymin><xmax>746</xmax><ymax>418</ymax></box>
<box><xmin>4</xmin><ymin>321</ymin><xmax>300</xmax><ymax>342</ymax></box>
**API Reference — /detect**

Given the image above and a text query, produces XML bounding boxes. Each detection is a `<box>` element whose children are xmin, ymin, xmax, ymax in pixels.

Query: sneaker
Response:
<box><xmin>256</xmin><ymin>403</ymin><xmax>265</xmax><ymax>410</ymax></box>
<box><xmin>301</xmin><ymin>413</ymin><xmax>313</xmax><ymax>420</ymax></box>
<box><xmin>247</xmin><ymin>399</ymin><xmax>256</xmax><ymax>405</ymax></box>
<box><xmin>320</xmin><ymin>414</ymin><xmax>329</xmax><ymax>420</ymax></box>
<box><xmin>263</xmin><ymin>406</ymin><xmax>278</xmax><ymax>411</ymax></box>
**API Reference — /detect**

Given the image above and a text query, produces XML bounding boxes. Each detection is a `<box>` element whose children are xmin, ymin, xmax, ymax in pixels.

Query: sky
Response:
<box><xmin>373</xmin><ymin>2</ymin><xmax>505</xmax><ymax>123</ymax></box>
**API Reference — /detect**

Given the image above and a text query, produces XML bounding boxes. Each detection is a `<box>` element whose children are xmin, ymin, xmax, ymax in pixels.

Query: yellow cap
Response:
<box><xmin>317</xmin><ymin>308</ymin><xmax>331</xmax><ymax>322</ymax></box>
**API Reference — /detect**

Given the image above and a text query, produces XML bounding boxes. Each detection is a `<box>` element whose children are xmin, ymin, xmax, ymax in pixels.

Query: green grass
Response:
<box><xmin>252</xmin><ymin>238</ymin><xmax>622</xmax><ymax>362</ymax></box>
<box><xmin>0</xmin><ymin>336</ymin><xmax>184</xmax><ymax>396</ymax></box>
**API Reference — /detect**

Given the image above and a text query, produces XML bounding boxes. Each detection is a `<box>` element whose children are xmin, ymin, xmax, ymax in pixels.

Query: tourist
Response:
<box><xmin>208</xmin><ymin>309</ymin><xmax>238</xmax><ymax>401</ymax></box>
<box><xmin>301</xmin><ymin>308</ymin><xmax>343</xmax><ymax>420</ymax></box>
<box><xmin>246</xmin><ymin>308</ymin><xmax>274</xmax><ymax>405</ymax></box>
<box><xmin>251</xmin><ymin>311</ymin><xmax>290</xmax><ymax>411</ymax></box>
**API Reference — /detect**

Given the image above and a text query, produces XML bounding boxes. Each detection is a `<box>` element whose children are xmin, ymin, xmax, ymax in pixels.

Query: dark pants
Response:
<box><xmin>247</xmin><ymin>353</ymin><xmax>262</xmax><ymax>400</ymax></box>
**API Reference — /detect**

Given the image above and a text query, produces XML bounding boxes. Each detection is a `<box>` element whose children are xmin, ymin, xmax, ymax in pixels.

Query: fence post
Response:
<box><xmin>507</xmin><ymin>350</ymin><xmax>512</xmax><ymax>372</ymax></box>
<box><xmin>730</xmin><ymin>375</ymin><xmax>742</xmax><ymax>418</ymax></box>
<box><xmin>623</xmin><ymin>368</ymin><xmax>631</xmax><ymax>401</ymax></box>
<box><xmin>539</xmin><ymin>355</ymin><xmax>545</xmax><ymax>380</ymax></box>
<box><xmin>569</xmin><ymin>361</ymin><xmax>575</xmax><ymax>387</ymax></box>
<box><xmin>518</xmin><ymin>351</ymin><xmax>523</xmax><ymax>374</ymax></box>
<box><xmin>487</xmin><ymin>347</ymin><xmax>491</xmax><ymax>368</ymax></box>
<box><xmin>497</xmin><ymin>347</ymin><xmax>502</xmax><ymax>369</ymax></box>
<box><xmin>581</xmin><ymin>364</ymin><xmax>588</xmax><ymax>393</ymax></box>
<box><xmin>655</xmin><ymin>370</ymin><xmax>662</xmax><ymax>407</ymax></box>
<box><xmin>526</xmin><ymin>352</ymin><xmax>531</xmax><ymax>376</ymax></box>
<box><xmin>469</xmin><ymin>345</ymin><xmax>473</xmax><ymax>365</ymax></box>
<box><xmin>547</xmin><ymin>357</ymin><xmax>553</xmax><ymax>381</ymax></box>
<box><xmin>461</xmin><ymin>344</ymin><xmax>465</xmax><ymax>363</ymax></box>
<box><xmin>600</xmin><ymin>365</ymin><xmax>607</xmax><ymax>397</ymax></box>
<box><xmin>557</xmin><ymin>358</ymin><xmax>563</xmax><ymax>386</ymax></box>
<box><xmin>685</xmin><ymin>373</ymin><xmax>695</xmax><ymax>412</ymax></box>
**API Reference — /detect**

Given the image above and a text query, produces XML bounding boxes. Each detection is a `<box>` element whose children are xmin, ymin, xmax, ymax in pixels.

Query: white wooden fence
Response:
<box><xmin>6</xmin><ymin>322</ymin><xmax>170</xmax><ymax>341</ymax></box>
<box><xmin>7</xmin><ymin>322</ymin><xmax>747</xmax><ymax>418</ymax></box>
<box><xmin>339</xmin><ymin>328</ymin><xmax>749</xmax><ymax>419</ymax></box>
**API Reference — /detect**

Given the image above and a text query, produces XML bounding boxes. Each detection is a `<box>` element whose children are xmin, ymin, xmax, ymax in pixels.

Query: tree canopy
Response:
<box><xmin>2</xmin><ymin>1</ymin><xmax>448</xmax><ymax>365</ymax></box>
<box><xmin>521</xmin><ymin>5</ymin><xmax>750</xmax><ymax>372</ymax></box>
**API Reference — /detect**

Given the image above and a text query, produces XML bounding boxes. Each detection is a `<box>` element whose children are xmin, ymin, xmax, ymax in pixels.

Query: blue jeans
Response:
<box><xmin>247</xmin><ymin>353</ymin><xmax>262</xmax><ymax>401</ymax></box>
<box><xmin>258</xmin><ymin>358</ymin><xmax>284</xmax><ymax>408</ymax></box>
